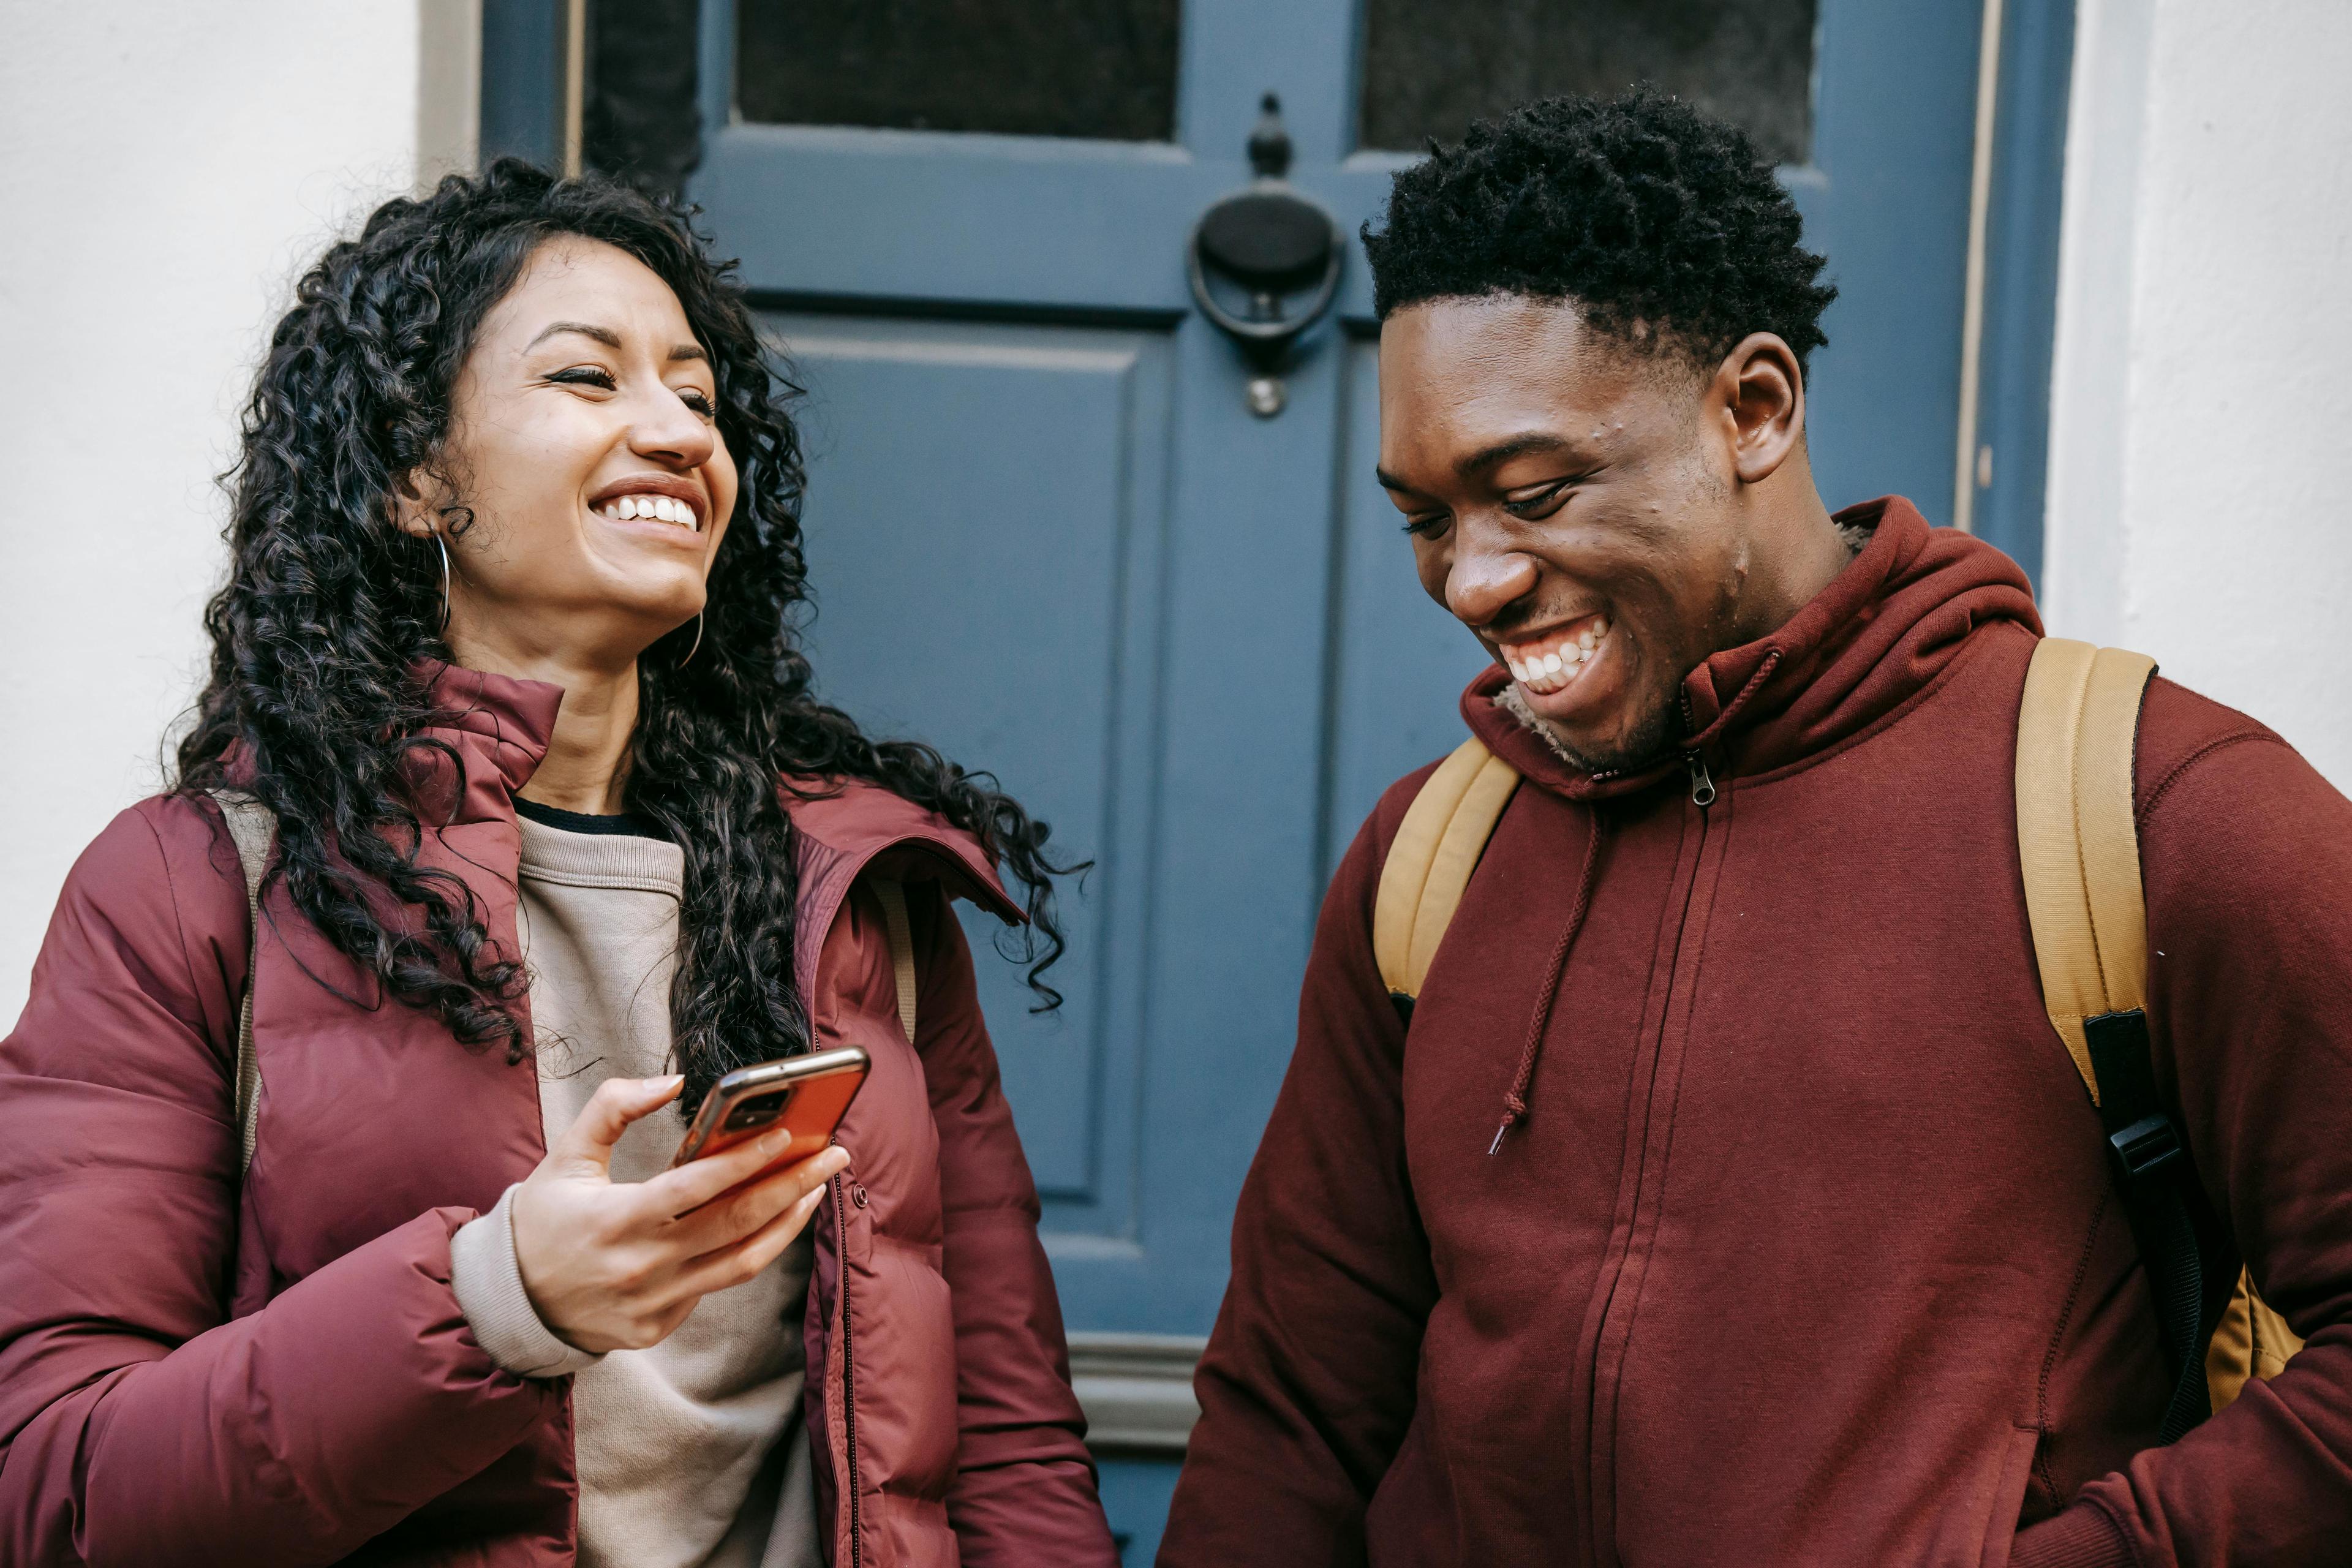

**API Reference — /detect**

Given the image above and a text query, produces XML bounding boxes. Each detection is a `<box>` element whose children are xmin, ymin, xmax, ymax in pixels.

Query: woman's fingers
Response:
<box><xmin>664</xmin><ymin>1145</ymin><xmax>846</xmax><ymax>1257</ymax></box>
<box><xmin>644</xmin><ymin>1131</ymin><xmax>845</xmax><ymax>1222</ymax></box>
<box><xmin>551</xmin><ymin>1074</ymin><xmax>685</xmax><ymax>1174</ymax></box>
<box><xmin>670</xmin><ymin>1180</ymin><xmax>832</xmax><ymax>1302</ymax></box>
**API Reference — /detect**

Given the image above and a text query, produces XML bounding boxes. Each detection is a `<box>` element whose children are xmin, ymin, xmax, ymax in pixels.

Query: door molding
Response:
<box><xmin>1958</xmin><ymin>0</ymin><xmax>2078</xmax><ymax>587</ymax></box>
<box><xmin>1069</xmin><ymin>1333</ymin><xmax>1207</xmax><ymax>1455</ymax></box>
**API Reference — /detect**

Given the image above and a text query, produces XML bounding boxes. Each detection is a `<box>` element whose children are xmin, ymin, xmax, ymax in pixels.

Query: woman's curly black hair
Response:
<box><xmin>1363</xmin><ymin>86</ymin><xmax>1838</xmax><ymax>375</ymax></box>
<box><xmin>176</xmin><ymin>159</ymin><xmax>1080</xmax><ymax>1111</ymax></box>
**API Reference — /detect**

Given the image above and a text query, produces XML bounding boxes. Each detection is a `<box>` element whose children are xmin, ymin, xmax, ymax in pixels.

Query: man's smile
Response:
<box><xmin>1497</xmin><ymin>611</ymin><xmax>1612</xmax><ymax>698</ymax></box>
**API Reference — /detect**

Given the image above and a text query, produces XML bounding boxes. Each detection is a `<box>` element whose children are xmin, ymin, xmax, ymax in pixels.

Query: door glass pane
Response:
<box><xmin>738</xmin><ymin>0</ymin><xmax>1182</xmax><ymax>141</ymax></box>
<box><xmin>1359</xmin><ymin>0</ymin><xmax>1818</xmax><ymax>164</ymax></box>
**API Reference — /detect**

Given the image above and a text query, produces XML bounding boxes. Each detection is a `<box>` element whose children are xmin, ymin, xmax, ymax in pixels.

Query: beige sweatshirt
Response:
<box><xmin>449</xmin><ymin>813</ymin><xmax>818</xmax><ymax>1568</ymax></box>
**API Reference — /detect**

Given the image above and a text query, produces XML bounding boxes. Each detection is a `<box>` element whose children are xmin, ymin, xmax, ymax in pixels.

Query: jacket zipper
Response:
<box><xmin>831</xmin><ymin>1172</ymin><xmax>862</xmax><ymax>1567</ymax></box>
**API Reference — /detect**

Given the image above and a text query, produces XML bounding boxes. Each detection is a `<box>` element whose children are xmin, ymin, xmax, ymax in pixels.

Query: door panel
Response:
<box><xmin>1321</xmin><ymin>337</ymin><xmax>1491</xmax><ymax>880</ymax></box>
<box><xmin>774</xmin><ymin>313</ymin><xmax>1172</xmax><ymax>1253</ymax></box>
<box><xmin>1797</xmin><ymin>0</ymin><xmax>1984</xmax><ymax>521</ymax></box>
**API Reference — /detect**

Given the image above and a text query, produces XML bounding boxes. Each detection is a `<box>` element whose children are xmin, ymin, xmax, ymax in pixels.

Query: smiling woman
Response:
<box><xmin>0</xmin><ymin>162</ymin><xmax>1118</xmax><ymax>1567</ymax></box>
<box><xmin>403</xmin><ymin>235</ymin><xmax>743</xmax><ymax>816</ymax></box>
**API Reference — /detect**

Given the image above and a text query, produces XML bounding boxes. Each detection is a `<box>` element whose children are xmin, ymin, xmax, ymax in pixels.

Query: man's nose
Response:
<box><xmin>1446</xmin><ymin>525</ymin><xmax>1540</xmax><ymax>630</ymax></box>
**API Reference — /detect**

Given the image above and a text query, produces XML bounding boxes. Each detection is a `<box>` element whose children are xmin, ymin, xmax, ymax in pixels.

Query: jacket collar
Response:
<box><xmin>1461</xmin><ymin>497</ymin><xmax>2042</xmax><ymax>802</ymax></box>
<box><xmin>408</xmin><ymin>662</ymin><xmax>1020</xmax><ymax>918</ymax></box>
<box><xmin>415</xmin><ymin>662</ymin><xmax>564</xmax><ymax>823</ymax></box>
<box><xmin>785</xmin><ymin>780</ymin><xmax>1022</xmax><ymax>923</ymax></box>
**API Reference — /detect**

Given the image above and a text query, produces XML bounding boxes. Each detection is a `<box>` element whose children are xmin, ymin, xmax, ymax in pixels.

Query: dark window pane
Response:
<box><xmin>1360</xmin><ymin>0</ymin><xmax>1818</xmax><ymax>165</ymax></box>
<box><xmin>585</xmin><ymin>0</ymin><xmax>703</xmax><ymax>200</ymax></box>
<box><xmin>738</xmin><ymin>0</ymin><xmax>1182</xmax><ymax>141</ymax></box>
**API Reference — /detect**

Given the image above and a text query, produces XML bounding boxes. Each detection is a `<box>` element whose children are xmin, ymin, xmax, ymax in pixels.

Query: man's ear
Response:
<box><xmin>1711</xmin><ymin>332</ymin><xmax>1806</xmax><ymax>486</ymax></box>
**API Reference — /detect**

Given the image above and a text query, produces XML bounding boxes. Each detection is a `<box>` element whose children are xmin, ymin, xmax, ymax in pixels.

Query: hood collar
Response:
<box><xmin>1462</xmin><ymin>497</ymin><xmax>2041</xmax><ymax>802</ymax></box>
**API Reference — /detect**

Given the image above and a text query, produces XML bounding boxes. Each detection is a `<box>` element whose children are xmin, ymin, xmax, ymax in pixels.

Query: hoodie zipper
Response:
<box><xmin>831</xmin><ymin>1172</ymin><xmax>862</xmax><ymax>1567</ymax></box>
<box><xmin>1580</xmin><ymin>706</ymin><xmax>1719</xmax><ymax>1567</ymax></box>
<box><xmin>1684</xmin><ymin>752</ymin><xmax>1716</xmax><ymax>808</ymax></box>
<box><xmin>1677</xmin><ymin>690</ymin><xmax>1717</xmax><ymax>810</ymax></box>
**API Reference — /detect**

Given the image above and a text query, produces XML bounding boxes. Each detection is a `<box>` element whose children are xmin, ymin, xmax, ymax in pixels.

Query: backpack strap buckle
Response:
<box><xmin>2106</xmin><ymin>1112</ymin><xmax>2184</xmax><ymax>1186</ymax></box>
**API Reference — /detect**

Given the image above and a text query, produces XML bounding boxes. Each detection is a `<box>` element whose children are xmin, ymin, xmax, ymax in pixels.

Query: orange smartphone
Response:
<box><xmin>669</xmin><ymin>1045</ymin><xmax>870</xmax><ymax>1170</ymax></box>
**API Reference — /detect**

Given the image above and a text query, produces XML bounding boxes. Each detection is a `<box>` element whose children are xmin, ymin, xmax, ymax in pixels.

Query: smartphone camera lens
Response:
<box><xmin>722</xmin><ymin>1088</ymin><xmax>792</xmax><ymax>1132</ymax></box>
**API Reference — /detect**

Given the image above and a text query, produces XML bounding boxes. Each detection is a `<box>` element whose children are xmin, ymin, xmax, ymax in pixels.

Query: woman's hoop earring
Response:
<box><xmin>434</xmin><ymin>533</ymin><xmax>453</xmax><ymax>635</ymax></box>
<box><xmin>677</xmin><ymin>611</ymin><xmax>703</xmax><ymax>669</ymax></box>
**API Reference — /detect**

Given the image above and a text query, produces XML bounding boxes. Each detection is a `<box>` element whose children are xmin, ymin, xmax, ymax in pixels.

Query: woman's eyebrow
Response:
<box><xmin>522</xmin><ymin>321</ymin><xmax>705</xmax><ymax>366</ymax></box>
<box><xmin>526</xmin><ymin>320</ymin><xmax>622</xmax><ymax>351</ymax></box>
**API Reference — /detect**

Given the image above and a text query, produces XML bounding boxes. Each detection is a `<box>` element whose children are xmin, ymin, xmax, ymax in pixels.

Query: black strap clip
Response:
<box><xmin>2106</xmin><ymin>1112</ymin><xmax>2184</xmax><ymax>1186</ymax></box>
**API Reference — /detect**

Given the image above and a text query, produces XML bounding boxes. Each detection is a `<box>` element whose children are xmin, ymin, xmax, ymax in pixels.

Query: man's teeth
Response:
<box><xmin>600</xmin><ymin>494</ymin><xmax>700</xmax><ymax>530</ymax></box>
<box><xmin>1504</xmin><ymin>617</ymin><xmax>1611</xmax><ymax>695</ymax></box>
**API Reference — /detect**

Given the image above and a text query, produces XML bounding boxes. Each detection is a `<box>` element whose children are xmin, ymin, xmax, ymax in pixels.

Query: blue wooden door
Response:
<box><xmin>499</xmin><ymin>1</ymin><xmax>2045</xmax><ymax>1556</ymax></box>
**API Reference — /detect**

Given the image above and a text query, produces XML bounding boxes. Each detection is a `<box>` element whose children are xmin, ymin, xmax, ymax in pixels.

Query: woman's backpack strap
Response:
<box><xmin>871</xmin><ymin>879</ymin><xmax>919</xmax><ymax>1045</ymax></box>
<box><xmin>1373</xmin><ymin>737</ymin><xmax>1522</xmax><ymax>1012</ymax></box>
<box><xmin>207</xmin><ymin>790</ymin><xmax>274</xmax><ymax>1175</ymax></box>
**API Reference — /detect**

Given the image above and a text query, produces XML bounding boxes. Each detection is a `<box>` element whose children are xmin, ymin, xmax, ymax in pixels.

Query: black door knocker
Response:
<box><xmin>1186</xmin><ymin>94</ymin><xmax>1344</xmax><ymax>417</ymax></box>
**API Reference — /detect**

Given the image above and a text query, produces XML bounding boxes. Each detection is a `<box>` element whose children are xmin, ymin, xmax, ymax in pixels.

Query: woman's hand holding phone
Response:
<box><xmin>510</xmin><ymin>1074</ymin><xmax>848</xmax><ymax>1355</ymax></box>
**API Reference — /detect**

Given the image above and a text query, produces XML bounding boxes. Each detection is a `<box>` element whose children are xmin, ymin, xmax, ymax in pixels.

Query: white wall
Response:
<box><xmin>2043</xmin><ymin>0</ymin><xmax>2352</xmax><ymax>790</ymax></box>
<box><xmin>0</xmin><ymin>2</ymin><xmax>452</xmax><ymax>1025</ymax></box>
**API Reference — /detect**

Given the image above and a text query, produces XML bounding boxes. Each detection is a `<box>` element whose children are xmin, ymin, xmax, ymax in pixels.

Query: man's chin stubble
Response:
<box><xmin>1494</xmin><ymin>685</ymin><xmax>1682</xmax><ymax>778</ymax></box>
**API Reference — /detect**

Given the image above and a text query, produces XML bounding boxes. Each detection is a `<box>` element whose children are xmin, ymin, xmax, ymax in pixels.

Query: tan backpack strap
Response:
<box><xmin>2020</xmin><ymin>643</ymin><xmax>2305</xmax><ymax>1417</ymax></box>
<box><xmin>208</xmin><ymin>790</ymin><xmax>274</xmax><ymax>1174</ymax></box>
<box><xmin>872</xmin><ymin>879</ymin><xmax>919</xmax><ymax>1045</ymax></box>
<box><xmin>1374</xmin><ymin>737</ymin><xmax>1521</xmax><ymax>1001</ymax></box>
<box><xmin>2015</xmin><ymin>639</ymin><xmax>2157</xmax><ymax>1103</ymax></box>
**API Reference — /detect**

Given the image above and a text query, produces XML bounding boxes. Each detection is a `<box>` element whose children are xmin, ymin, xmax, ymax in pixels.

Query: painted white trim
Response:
<box><xmin>1066</xmin><ymin>1333</ymin><xmax>1204</xmax><ymax>1453</ymax></box>
<box><xmin>2040</xmin><ymin>0</ymin><xmax>2157</xmax><ymax>647</ymax></box>
<box><xmin>1951</xmin><ymin>0</ymin><xmax>2004</xmax><ymax>536</ymax></box>
<box><xmin>417</xmin><ymin>0</ymin><xmax>483</xmax><ymax>189</ymax></box>
<box><xmin>562</xmin><ymin>0</ymin><xmax>587</xmax><ymax>178</ymax></box>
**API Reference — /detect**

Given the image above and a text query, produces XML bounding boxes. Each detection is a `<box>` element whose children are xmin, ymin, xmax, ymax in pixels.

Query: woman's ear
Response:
<box><xmin>1711</xmin><ymin>332</ymin><xmax>1807</xmax><ymax>486</ymax></box>
<box><xmin>388</xmin><ymin>469</ymin><xmax>439</xmax><ymax>540</ymax></box>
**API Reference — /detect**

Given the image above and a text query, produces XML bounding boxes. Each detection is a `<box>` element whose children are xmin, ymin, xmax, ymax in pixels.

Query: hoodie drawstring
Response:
<box><xmin>1490</xmin><ymin>808</ymin><xmax>1605</xmax><ymax>1155</ymax></box>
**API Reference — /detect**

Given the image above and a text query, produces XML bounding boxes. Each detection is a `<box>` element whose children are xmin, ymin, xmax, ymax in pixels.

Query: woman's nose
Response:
<box><xmin>628</xmin><ymin>390</ymin><xmax>717</xmax><ymax>469</ymax></box>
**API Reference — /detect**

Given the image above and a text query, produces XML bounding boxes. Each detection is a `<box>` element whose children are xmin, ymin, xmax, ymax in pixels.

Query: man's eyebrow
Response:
<box><xmin>1377</xmin><ymin>432</ymin><xmax>1582</xmax><ymax>495</ymax></box>
<box><xmin>526</xmin><ymin>320</ymin><xmax>622</xmax><ymax>351</ymax></box>
<box><xmin>1456</xmin><ymin>432</ymin><xmax>1577</xmax><ymax>480</ymax></box>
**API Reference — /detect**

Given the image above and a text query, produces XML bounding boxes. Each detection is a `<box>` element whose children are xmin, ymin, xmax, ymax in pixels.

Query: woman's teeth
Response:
<box><xmin>1504</xmin><ymin>617</ymin><xmax>1610</xmax><ymax>695</ymax></box>
<box><xmin>601</xmin><ymin>494</ymin><xmax>700</xmax><ymax>530</ymax></box>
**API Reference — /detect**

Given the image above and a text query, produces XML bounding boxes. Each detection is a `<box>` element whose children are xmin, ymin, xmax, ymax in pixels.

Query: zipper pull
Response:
<box><xmin>1686</xmin><ymin>752</ymin><xmax>1717</xmax><ymax>808</ymax></box>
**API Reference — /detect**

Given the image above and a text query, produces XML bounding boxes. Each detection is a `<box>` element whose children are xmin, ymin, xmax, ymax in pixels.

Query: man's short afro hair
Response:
<box><xmin>1363</xmin><ymin>86</ymin><xmax>1838</xmax><ymax>376</ymax></box>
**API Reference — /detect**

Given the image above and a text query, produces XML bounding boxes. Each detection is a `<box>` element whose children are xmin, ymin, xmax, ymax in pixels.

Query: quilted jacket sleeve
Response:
<box><xmin>907</xmin><ymin>883</ymin><xmax>1119</xmax><ymax>1568</ymax></box>
<box><xmin>0</xmin><ymin>799</ymin><xmax>559</xmax><ymax>1566</ymax></box>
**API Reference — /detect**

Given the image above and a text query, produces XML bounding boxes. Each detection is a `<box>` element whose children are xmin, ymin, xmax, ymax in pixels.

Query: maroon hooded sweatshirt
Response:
<box><xmin>1160</xmin><ymin>499</ymin><xmax>2352</xmax><ymax>1567</ymax></box>
<box><xmin>0</xmin><ymin>666</ymin><xmax>1117</xmax><ymax>1567</ymax></box>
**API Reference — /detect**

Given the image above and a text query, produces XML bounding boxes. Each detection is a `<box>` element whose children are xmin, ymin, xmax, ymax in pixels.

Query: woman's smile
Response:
<box><xmin>589</xmin><ymin>474</ymin><xmax>709</xmax><ymax>537</ymax></box>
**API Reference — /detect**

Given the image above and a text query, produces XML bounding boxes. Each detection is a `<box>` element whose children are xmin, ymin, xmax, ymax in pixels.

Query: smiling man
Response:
<box><xmin>1158</xmin><ymin>91</ymin><xmax>2352</xmax><ymax>1568</ymax></box>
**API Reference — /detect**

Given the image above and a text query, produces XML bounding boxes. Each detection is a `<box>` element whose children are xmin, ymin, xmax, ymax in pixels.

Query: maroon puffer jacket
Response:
<box><xmin>0</xmin><ymin>666</ymin><xmax>1117</xmax><ymax>1568</ymax></box>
